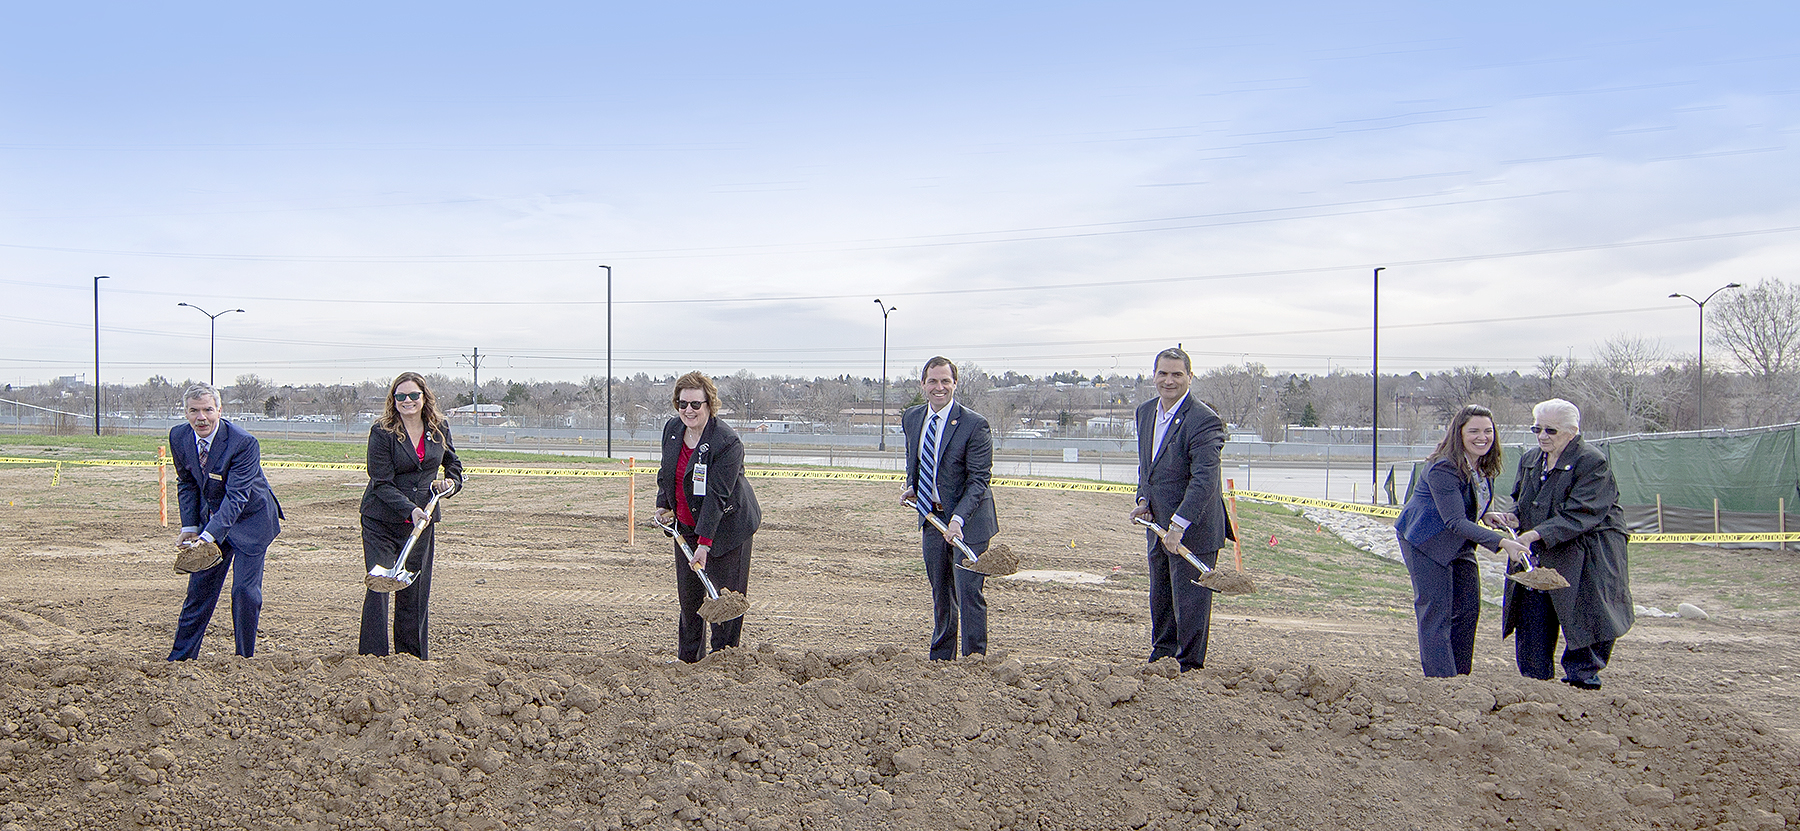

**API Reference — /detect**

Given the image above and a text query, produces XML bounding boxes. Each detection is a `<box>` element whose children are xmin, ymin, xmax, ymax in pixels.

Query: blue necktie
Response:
<box><xmin>919</xmin><ymin>413</ymin><xmax>940</xmax><ymax>507</ymax></box>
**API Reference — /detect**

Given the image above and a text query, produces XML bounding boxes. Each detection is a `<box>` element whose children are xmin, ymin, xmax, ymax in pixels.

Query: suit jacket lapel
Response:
<box><xmin>929</xmin><ymin>402</ymin><xmax>964</xmax><ymax>481</ymax></box>
<box><xmin>1149</xmin><ymin>397</ymin><xmax>1187</xmax><ymax>470</ymax></box>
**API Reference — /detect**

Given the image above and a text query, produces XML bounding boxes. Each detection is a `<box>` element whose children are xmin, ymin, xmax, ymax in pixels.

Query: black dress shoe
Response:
<box><xmin>1561</xmin><ymin>678</ymin><xmax>1602</xmax><ymax>691</ymax></box>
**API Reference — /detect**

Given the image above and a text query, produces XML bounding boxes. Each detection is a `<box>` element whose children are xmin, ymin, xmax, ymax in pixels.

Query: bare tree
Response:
<box><xmin>1709</xmin><ymin>278</ymin><xmax>1800</xmax><ymax>383</ymax></box>
<box><xmin>1428</xmin><ymin>366</ymin><xmax>1495</xmax><ymax>420</ymax></box>
<box><xmin>1707</xmin><ymin>278</ymin><xmax>1800</xmax><ymax>425</ymax></box>
<box><xmin>1534</xmin><ymin>355</ymin><xmax>1566</xmax><ymax>400</ymax></box>
<box><xmin>1568</xmin><ymin>336</ymin><xmax>1679</xmax><ymax>434</ymax></box>
<box><xmin>1192</xmin><ymin>363</ymin><xmax>1268</xmax><ymax>428</ymax></box>
<box><xmin>232</xmin><ymin>374</ymin><xmax>270</xmax><ymax>414</ymax></box>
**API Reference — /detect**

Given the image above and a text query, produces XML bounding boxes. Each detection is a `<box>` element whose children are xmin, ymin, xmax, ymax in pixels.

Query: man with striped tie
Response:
<box><xmin>167</xmin><ymin>383</ymin><xmax>283</xmax><ymax>660</ymax></box>
<box><xmin>900</xmin><ymin>356</ymin><xmax>999</xmax><ymax>660</ymax></box>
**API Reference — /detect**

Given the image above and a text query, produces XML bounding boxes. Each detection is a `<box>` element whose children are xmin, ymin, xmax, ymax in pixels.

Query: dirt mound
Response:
<box><xmin>1</xmin><ymin>644</ymin><xmax>1794</xmax><ymax>831</ymax></box>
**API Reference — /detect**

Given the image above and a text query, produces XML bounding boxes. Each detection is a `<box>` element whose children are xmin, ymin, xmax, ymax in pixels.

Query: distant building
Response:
<box><xmin>448</xmin><ymin>403</ymin><xmax>507</xmax><ymax>424</ymax></box>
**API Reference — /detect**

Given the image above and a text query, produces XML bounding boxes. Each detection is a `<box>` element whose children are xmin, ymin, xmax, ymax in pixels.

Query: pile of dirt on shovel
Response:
<box><xmin>0</xmin><ymin>643</ymin><xmax>1795</xmax><ymax>831</ymax></box>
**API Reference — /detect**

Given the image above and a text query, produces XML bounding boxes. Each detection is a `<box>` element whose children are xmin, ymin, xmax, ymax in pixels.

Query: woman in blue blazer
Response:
<box><xmin>1394</xmin><ymin>404</ymin><xmax>1528</xmax><ymax>677</ymax></box>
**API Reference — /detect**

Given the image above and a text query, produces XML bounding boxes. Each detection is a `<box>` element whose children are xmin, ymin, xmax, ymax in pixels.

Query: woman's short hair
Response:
<box><xmin>671</xmin><ymin>371</ymin><xmax>722</xmax><ymax>416</ymax></box>
<box><xmin>1533</xmin><ymin>398</ymin><xmax>1581</xmax><ymax>433</ymax></box>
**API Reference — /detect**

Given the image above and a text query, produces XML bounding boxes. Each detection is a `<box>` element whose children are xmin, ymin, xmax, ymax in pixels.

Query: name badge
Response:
<box><xmin>691</xmin><ymin>462</ymin><xmax>707</xmax><ymax>496</ymax></box>
<box><xmin>209</xmin><ymin>472</ymin><xmax>224</xmax><ymax>481</ymax></box>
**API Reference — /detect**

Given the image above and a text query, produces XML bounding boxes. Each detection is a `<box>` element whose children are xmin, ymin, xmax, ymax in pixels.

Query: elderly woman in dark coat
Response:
<box><xmin>1486</xmin><ymin>398</ymin><xmax>1634</xmax><ymax>690</ymax></box>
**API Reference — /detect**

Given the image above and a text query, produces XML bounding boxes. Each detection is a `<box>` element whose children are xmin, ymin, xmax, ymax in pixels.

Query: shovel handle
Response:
<box><xmin>1134</xmin><ymin>516</ymin><xmax>1213</xmax><ymax>575</ymax></box>
<box><xmin>1495</xmin><ymin>525</ymin><xmax>1540</xmax><ymax>572</ymax></box>
<box><xmin>652</xmin><ymin>516</ymin><xmax>722</xmax><ymax>600</ymax></box>
<box><xmin>904</xmin><ymin>498</ymin><xmax>983</xmax><ymax>564</ymax></box>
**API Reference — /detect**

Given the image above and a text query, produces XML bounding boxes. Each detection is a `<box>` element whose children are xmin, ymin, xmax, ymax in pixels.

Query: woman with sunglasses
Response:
<box><xmin>654</xmin><ymin>371</ymin><xmax>762</xmax><ymax>662</ymax></box>
<box><xmin>1394</xmin><ymin>404</ymin><xmax>1531</xmax><ymax>677</ymax></box>
<box><xmin>359</xmin><ymin>371</ymin><xmax>463</xmax><ymax>659</ymax></box>
<box><xmin>1485</xmin><ymin>398</ymin><xmax>1633</xmax><ymax>690</ymax></box>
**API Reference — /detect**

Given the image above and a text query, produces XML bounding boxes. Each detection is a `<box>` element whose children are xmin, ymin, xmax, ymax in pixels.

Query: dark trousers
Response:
<box><xmin>360</xmin><ymin>515</ymin><xmax>435</xmax><ymax>660</ymax></box>
<box><xmin>921</xmin><ymin>524</ymin><xmax>988</xmax><ymax>660</ymax></box>
<box><xmin>1147</xmin><ymin>532</ymin><xmax>1216</xmax><ymax>671</ymax></box>
<box><xmin>169</xmin><ymin>537</ymin><xmax>267</xmax><ymax>660</ymax></box>
<box><xmin>1400</xmin><ymin>541</ymin><xmax>1480</xmax><ymax>677</ymax></box>
<box><xmin>675</xmin><ymin>532</ymin><xmax>751</xmax><ymax>663</ymax></box>
<box><xmin>1513</xmin><ymin>588</ymin><xmax>1615</xmax><ymax>687</ymax></box>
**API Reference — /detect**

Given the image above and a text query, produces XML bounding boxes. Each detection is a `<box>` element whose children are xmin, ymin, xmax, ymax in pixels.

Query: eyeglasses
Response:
<box><xmin>675</xmin><ymin>400</ymin><xmax>707</xmax><ymax>411</ymax></box>
<box><xmin>1529</xmin><ymin>425</ymin><xmax>1559</xmax><ymax>435</ymax></box>
<box><xmin>393</xmin><ymin>392</ymin><xmax>423</xmax><ymax>401</ymax></box>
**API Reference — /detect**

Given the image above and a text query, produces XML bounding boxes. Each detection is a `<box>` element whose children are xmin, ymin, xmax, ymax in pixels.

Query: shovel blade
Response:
<box><xmin>697</xmin><ymin>590</ymin><xmax>749</xmax><ymax>623</ymax></box>
<box><xmin>365</xmin><ymin>564</ymin><xmax>416</xmax><ymax>593</ymax></box>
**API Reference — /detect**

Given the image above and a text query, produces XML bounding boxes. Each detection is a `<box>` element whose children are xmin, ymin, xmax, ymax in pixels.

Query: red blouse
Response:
<box><xmin>674</xmin><ymin>443</ymin><xmax>713</xmax><ymax>546</ymax></box>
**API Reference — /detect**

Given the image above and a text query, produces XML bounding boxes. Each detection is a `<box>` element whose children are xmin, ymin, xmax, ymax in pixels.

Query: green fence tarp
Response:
<box><xmin>1605</xmin><ymin>426</ymin><xmax>1800</xmax><ymax>513</ymax></box>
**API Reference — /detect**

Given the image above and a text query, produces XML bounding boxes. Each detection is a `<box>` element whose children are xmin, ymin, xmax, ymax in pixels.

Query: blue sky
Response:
<box><xmin>3</xmin><ymin>3</ymin><xmax>1796</xmax><ymax>387</ymax></box>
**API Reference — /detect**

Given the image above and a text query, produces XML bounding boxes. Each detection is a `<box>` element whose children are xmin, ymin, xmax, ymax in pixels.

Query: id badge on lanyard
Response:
<box><xmin>691</xmin><ymin>443</ymin><xmax>709</xmax><ymax>496</ymax></box>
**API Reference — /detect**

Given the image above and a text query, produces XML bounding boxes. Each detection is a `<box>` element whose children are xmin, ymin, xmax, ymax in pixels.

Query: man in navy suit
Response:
<box><xmin>167</xmin><ymin>383</ymin><xmax>283</xmax><ymax>660</ymax></box>
<box><xmin>900</xmin><ymin>356</ymin><xmax>999</xmax><ymax>660</ymax></box>
<box><xmin>1129</xmin><ymin>348</ymin><xmax>1230</xmax><ymax>671</ymax></box>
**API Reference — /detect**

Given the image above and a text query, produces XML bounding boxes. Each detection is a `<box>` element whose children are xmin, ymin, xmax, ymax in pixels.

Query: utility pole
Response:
<box><xmin>874</xmin><ymin>299</ymin><xmax>896</xmax><ymax>451</ymax></box>
<box><xmin>94</xmin><ymin>275</ymin><xmax>109</xmax><ymax>436</ymax></box>
<box><xmin>1372</xmin><ymin>267</ymin><xmax>1383</xmax><ymax>504</ymax></box>
<box><xmin>461</xmin><ymin>347</ymin><xmax>486</xmax><ymax>428</ymax></box>
<box><xmin>600</xmin><ymin>264</ymin><xmax>613</xmax><ymax>457</ymax></box>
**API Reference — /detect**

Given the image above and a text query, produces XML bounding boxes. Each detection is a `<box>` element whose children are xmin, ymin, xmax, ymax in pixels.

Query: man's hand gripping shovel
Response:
<box><xmin>903</xmin><ymin>498</ymin><xmax>1019</xmax><ymax>576</ymax></box>
<box><xmin>1132</xmin><ymin>516</ymin><xmax>1256</xmax><ymax>595</ymax></box>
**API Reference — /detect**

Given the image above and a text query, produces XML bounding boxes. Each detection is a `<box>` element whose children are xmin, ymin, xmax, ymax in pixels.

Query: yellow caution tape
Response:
<box><xmin>15</xmin><ymin>453</ymin><xmax>1798</xmax><ymax>543</ymax></box>
<box><xmin>1632</xmin><ymin>531</ymin><xmax>1800</xmax><ymax>543</ymax></box>
<box><xmin>1230</xmin><ymin>489</ymin><xmax>1403</xmax><ymax>519</ymax></box>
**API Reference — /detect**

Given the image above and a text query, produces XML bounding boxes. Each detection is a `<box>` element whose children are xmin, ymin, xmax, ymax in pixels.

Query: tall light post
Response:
<box><xmin>1372</xmin><ymin>266</ymin><xmax>1383</xmax><ymax>503</ymax></box>
<box><xmin>874</xmin><ymin>299</ymin><xmax>896</xmax><ymax>451</ymax></box>
<box><xmin>93</xmin><ymin>275</ymin><xmax>109</xmax><ymax>436</ymax></box>
<box><xmin>600</xmin><ymin>264</ymin><xmax>613</xmax><ymax>457</ymax></box>
<box><xmin>1669</xmin><ymin>282</ymin><xmax>1741</xmax><ymax>430</ymax></box>
<box><xmin>177</xmin><ymin>303</ymin><xmax>246</xmax><ymax>387</ymax></box>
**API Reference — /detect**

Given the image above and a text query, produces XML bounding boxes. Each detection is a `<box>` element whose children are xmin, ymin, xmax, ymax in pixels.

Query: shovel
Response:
<box><xmin>903</xmin><ymin>498</ymin><xmax>1019</xmax><ymax>576</ymax></box>
<box><xmin>653</xmin><ymin>515</ymin><xmax>749</xmax><ymax>623</ymax></box>
<box><xmin>1133</xmin><ymin>516</ymin><xmax>1255</xmax><ymax>595</ymax></box>
<box><xmin>366</xmin><ymin>488</ymin><xmax>448</xmax><ymax>593</ymax></box>
<box><xmin>1500</xmin><ymin>527</ymin><xmax>1570</xmax><ymax>591</ymax></box>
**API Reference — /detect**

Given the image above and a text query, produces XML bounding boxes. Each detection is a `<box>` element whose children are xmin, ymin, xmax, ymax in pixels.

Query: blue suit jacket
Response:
<box><xmin>1394</xmin><ymin>458</ymin><xmax>1501</xmax><ymax>566</ymax></box>
<box><xmin>902</xmin><ymin>400</ymin><xmax>998</xmax><ymax>547</ymax></box>
<box><xmin>169</xmin><ymin>419</ymin><xmax>283</xmax><ymax>550</ymax></box>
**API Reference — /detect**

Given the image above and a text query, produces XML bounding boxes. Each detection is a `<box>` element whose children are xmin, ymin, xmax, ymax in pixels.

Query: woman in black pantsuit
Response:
<box><xmin>655</xmin><ymin>371</ymin><xmax>761</xmax><ymax>663</ymax></box>
<box><xmin>360</xmin><ymin>371</ymin><xmax>463</xmax><ymax>660</ymax></box>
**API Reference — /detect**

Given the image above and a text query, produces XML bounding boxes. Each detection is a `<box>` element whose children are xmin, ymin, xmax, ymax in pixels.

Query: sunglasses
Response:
<box><xmin>393</xmin><ymin>391</ymin><xmax>423</xmax><ymax>401</ymax></box>
<box><xmin>1529</xmin><ymin>425</ymin><xmax>1560</xmax><ymax>435</ymax></box>
<box><xmin>675</xmin><ymin>400</ymin><xmax>708</xmax><ymax>411</ymax></box>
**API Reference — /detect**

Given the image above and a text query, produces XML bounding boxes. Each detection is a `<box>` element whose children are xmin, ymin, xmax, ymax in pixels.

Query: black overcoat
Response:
<box><xmin>1501</xmin><ymin>435</ymin><xmax>1634</xmax><ymax>649</ymax></box>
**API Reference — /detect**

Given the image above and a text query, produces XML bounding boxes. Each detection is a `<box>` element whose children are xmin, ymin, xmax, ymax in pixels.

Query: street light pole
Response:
<box><xmin>1669</xmin><ymin>282</ymin><xmax>1742</xmax><ymax>430</ymax></box>
<box><xmin>874</xmin><ymin>299</ymin><xmax>896</xmax><ymax>451</ymax></box>
<box><xmin>93</xmin><ymin>275</ymin><xmax>109</xmax><ymax>436</ymax></box>
<box><xmin>1372</xmin><ymin>266</ymin><xmax>1383</xmax><ymax>503</ymax></box>
<box><xmin>177</xmin><ymin>303</ymin><xmax>246</xmax><ymax>387</ymax></box>
<box><xmin>600</xmin><ymin>264</ymin><xmax>613</xmax><ymax>458</ymax></box>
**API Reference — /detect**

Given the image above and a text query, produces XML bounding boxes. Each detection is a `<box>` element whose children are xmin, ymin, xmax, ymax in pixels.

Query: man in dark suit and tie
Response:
<box><xmin>1130</xmin><ymin>347</ymin><xmax>1230</xmax><ymax>671</ymax></box>
<box><xmin>900</xmin><ymin>356</ymin><xmax>999</xmax><ymax>660</ymax></box>
<box><xmin>167</xmin><ymin>383</ymin><xmax>283</xmax><ymax>660</ymax></box>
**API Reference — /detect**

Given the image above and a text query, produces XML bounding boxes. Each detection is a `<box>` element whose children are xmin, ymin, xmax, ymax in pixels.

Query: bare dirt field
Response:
<box><xmin>1</xmin><ymin>463</ymin><xmax>1797</xmax><ymax>831</ymax></box>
